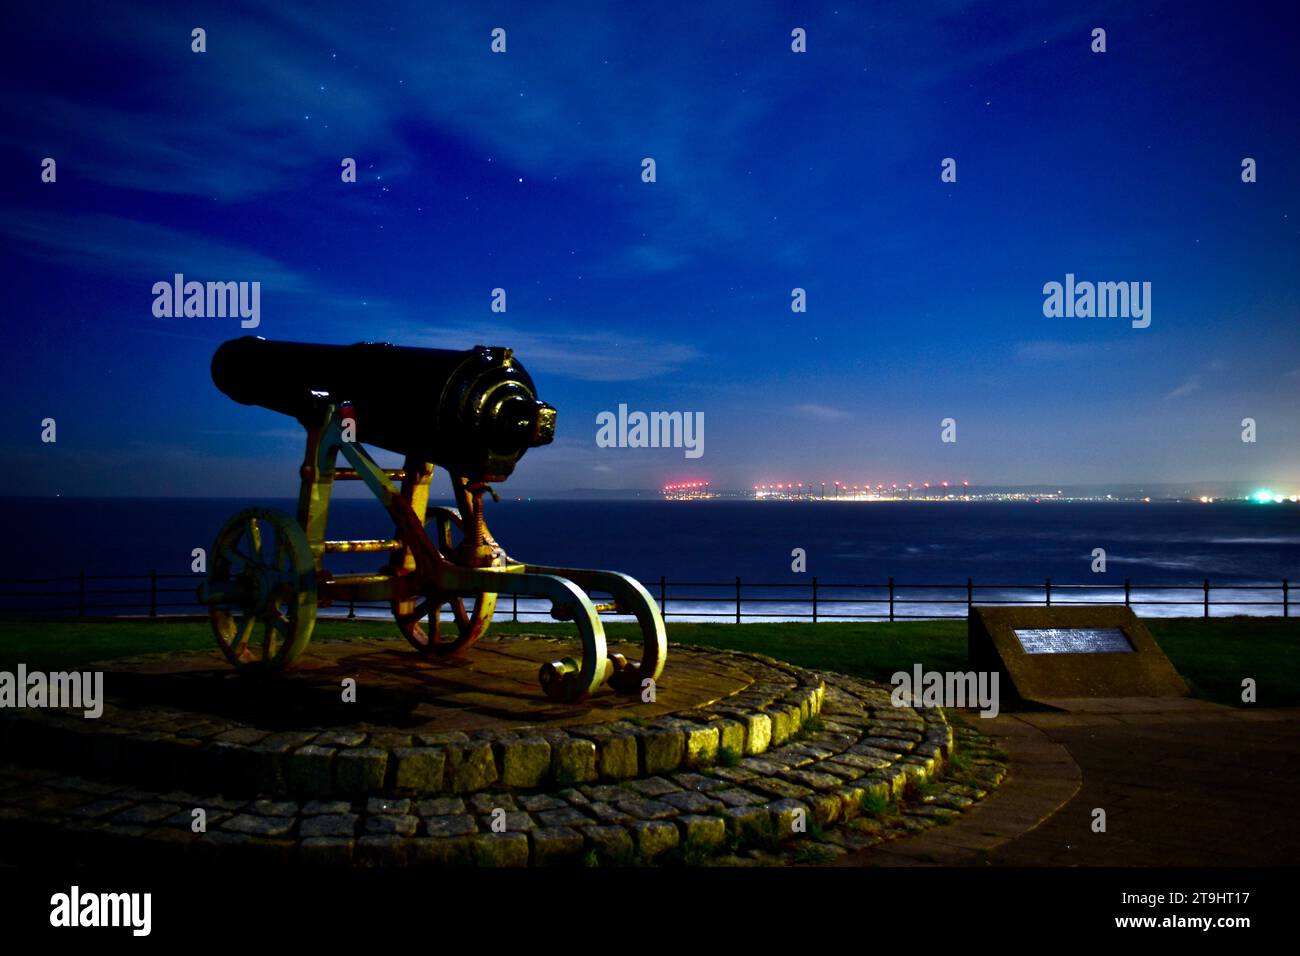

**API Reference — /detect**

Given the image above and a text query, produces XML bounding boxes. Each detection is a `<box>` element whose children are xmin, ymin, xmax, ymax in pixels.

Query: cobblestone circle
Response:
<box><xmin>0</xmin><ymin>637</ymin><xmax>1006</xmax><ymax>866</ymax></box>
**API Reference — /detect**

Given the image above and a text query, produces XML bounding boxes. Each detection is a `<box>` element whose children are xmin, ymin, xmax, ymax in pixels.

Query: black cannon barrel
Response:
<box><xmin>212</xmin><ymin>337</ymin><xmax>556</xmax><ymax>481</ymax></box>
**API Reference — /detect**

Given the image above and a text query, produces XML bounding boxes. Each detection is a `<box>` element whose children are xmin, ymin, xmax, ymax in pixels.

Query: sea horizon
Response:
<box><xmin>4</xmin><ymin>497</ymin><xmax>1295</xmax><ymax>622</ymax></box>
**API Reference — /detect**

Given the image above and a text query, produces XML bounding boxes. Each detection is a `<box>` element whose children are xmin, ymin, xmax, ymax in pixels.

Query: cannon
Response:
<box><xmin>197</xmin><ymin>336</ymin><xmax>666</xmax><ymax>702</ymax></box>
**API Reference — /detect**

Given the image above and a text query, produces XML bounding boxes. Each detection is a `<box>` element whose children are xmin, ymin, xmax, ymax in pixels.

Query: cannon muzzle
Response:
<box><xmin>212</xmin><ymin>337</ymin><xmax>555</xmax><ymax>480</ymax></box>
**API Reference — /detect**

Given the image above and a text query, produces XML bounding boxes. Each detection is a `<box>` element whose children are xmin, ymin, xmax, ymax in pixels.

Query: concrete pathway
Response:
<box><xmin>836</xmin><ymin>698</ymin><xmax>1300</xmax><ymax>866</ymax></box>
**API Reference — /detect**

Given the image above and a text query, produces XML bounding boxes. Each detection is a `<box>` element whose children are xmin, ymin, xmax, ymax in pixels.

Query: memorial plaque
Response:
<box><xmin>1013</xmin><ymin>628</ymin><xmax>1134</xmax><ymax>655</ymax></box>
<box><xmin>969</xmin><ymin>605</ymin><xmax>1188</xmax><ymax>708</ymax></box>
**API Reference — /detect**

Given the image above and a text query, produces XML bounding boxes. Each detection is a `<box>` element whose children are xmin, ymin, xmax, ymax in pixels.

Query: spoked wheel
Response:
<box><xmin>204</xmin><ymin>508</ymin><xmax>317</xmax><ymax>670</ymax></box>
<box><xmin>391</xmin><ymin>506</ymin><xmax>499</xmax><ymax>657</ymax></box>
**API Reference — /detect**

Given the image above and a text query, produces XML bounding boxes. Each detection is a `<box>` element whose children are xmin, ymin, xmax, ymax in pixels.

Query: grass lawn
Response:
<box><xmin>0</xmin><ymin>616</ymin><xmax>1295</xmax><ymax>708</ymax></box>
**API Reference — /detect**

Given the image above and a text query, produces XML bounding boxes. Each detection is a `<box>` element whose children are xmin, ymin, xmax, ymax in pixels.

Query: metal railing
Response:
<box><xmin>0</xmin><ymin>572</ymin><xmax>1291</xmax><ymax>621</ymax></box>
<box><xmin>644</xmin><ymin>576</ymin><xmax>1291</xmax><ymax>621</ymax></box>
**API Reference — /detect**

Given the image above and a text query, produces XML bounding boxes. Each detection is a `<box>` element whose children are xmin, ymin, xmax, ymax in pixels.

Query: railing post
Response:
<box><xmin>512</xmin><ymin>591</ymin><xmax>518</xmax><ymax>622</ymax></box>
<box><xmin>1285</xmin><ymin>579</ymin><xmax>1290</xmax><ymax>618</ymax></box>
<box><xmin>735</xmin><ymin>576</ymin><xmax>741</xmax><ymax>624</ymax></box>
<box><xmin>888</xmin><ymin>576</ymin><xmax>895</xmax><ymax>622</ymax></box>
<box><xmin>348</xmin><ymin>596</ymin><xmax>356</xmax><ymax>620</ymax></box>
<box><xmin>1204</xmin><ymin>578</ymin><xmax>1210</xmax><ymax>618</ymax></box>
<box><xmin>150</xmin><ymin>569</ymin><xmax>157</xmax><ymax>618</ymax></box>
<box><xmin>811</xmin><ymin>576</ymin><xmax>818</xmax><ymax>624</ymax></box>
<box><xmin>1124</xmin><ymin>577</ymin><xmax>1131</xmax><ymax>607</ymax></box>
<box><xmin>1045</xmin><ymin>577</ymin><xmax>1051</xmax><ymax>607</ymax></box>
<box><xmin>966</xmin><ymin>577</ymin><xmax>973</xmax><ymax>611</ymax></box>
<box><xmin>78</xmin><ymin>569</ymin><xmax>85</xmax><ymax>617</ymax></box>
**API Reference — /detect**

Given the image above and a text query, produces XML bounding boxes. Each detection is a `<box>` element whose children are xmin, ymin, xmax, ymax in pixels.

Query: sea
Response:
<box><xmin>2</xmin><ymin>497</ymin><xmax>1297</xmax><ymax>621</ymax></box>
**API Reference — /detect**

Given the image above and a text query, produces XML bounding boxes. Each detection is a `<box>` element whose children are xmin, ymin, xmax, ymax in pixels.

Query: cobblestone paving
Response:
<box><xmin>0</xmin><ymin>639</ymin><xmax>826</xmax><ymax>798</ymax></box>
<box><xmin>0</xmin><ymin>641</ymin><xmax>1007</xmax><ymax>866</ymax></box>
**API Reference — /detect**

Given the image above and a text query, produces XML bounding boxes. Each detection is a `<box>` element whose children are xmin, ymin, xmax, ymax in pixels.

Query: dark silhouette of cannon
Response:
<box><xmin>198</xmin><ymin>337</ymin><xmax>666</xmax><ymax>702</ymax></box>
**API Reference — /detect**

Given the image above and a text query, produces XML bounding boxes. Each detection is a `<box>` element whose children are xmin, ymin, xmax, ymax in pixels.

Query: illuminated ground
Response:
<box><xmin>0</xmin><ymin>634</ymin><xmax>999</xmax><ymax>866</ymax></box>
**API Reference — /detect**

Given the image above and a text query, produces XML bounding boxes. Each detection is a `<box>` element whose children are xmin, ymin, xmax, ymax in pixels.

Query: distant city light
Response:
<box><xmin>687</xmin><ymin>481</ymin><xmax>1297</xmax><ymax>505</ymax></box>
<box><xmin>662</xmin><ymin>480</ymin><xmax>713</xmax><ymax>500</ymax></box>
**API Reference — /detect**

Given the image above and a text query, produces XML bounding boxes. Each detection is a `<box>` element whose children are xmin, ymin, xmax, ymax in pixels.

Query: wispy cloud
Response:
<box><xmin>1</xmin><ymin>211</ymin><xmax>314</xmax><ymax>291</ymax></box>
<box><xmin>0</xmin><ymin>0</ymin><xmax>1097</xmax><ymax>278</ymax></box>
<box><xmin>0</xmin><ymin>208</ymin><xmax>703</xmax><ymax>381</ymax></box>
<box><xmin>1164</xmin><ymin>376</ymin><xmax>1202</xmax><ymax>399</ymax></box>
<box><xmin>1014</xmin><ymin>340</ymin><xmax>1104</xmax><ymax>361</ymax></box>
<box><xmin>603</xmin><ymin>244</ymin><xmax>691</xmax><ymax>276</ymax></box>
<box><xmin>793</xmin><ymin>402</ymin><xmax>851</xmax><ymax>421</ymax></box>
<box><xmin>387</xmin><ymin>318</ymin><xmax>700</xmax><ymax>382</ymax></box>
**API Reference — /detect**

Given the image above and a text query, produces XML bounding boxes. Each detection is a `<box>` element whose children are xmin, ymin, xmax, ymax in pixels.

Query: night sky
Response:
<box><xmin>1</xmin><ymin>1</ymin><xmax>1297</xmax><ymax>497</ymax></box>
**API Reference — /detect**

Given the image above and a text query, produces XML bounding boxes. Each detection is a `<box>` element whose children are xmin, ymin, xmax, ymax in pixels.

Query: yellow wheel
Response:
<box><xmin>204</xmin><ymin>509</ymin><xmax>317</xmax><ymax>669</ymax></box>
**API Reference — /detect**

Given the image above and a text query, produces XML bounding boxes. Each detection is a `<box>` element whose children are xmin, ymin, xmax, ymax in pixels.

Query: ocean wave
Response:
<box><xmin>1207</xmin><ymin>537</ymin><xmax>1300</xmax><ymax>545</ymax></box>
<box><xmin>1108</xmin><ymin>556</ymin><xmax>1204</xmax><ymax>571</ymax></box>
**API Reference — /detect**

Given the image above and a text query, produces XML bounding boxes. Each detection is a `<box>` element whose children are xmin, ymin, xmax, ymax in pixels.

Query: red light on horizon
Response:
<box><xmin>665</xmin><ymin>480</ymin><xmax>712</xmax><ymax>493</ymax></box>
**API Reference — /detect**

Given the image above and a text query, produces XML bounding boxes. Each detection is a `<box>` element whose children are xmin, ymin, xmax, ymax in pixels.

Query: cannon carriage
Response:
<box><xmin>197</xmin><ymin>336</ymin><xmax>666</xmax><ymax>702</ymax></box>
